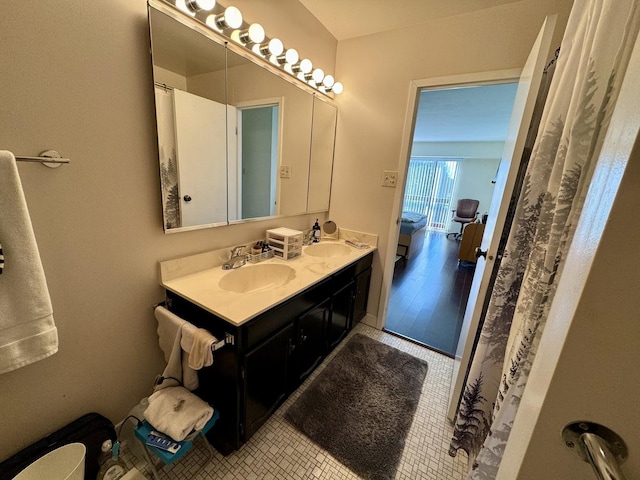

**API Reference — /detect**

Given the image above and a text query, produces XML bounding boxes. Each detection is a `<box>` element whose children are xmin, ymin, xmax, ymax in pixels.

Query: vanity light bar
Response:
<box><xmin>165</xmin><ymin>0</ymin><xmax>343</xmax><ymax>95</ymax></box>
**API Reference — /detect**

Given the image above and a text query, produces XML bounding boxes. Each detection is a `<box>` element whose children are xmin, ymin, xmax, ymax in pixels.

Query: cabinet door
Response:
<box><xmin>330</xmin><ymin>280</ymin><xmax>355</xmax><ymax>349</ymax></box>
<box><xmin>353</xmin><ymin>266</ymin><xmax>372</xmax><ymax>324</ymax></box>
<box><xmin>295</xmin><ymin>298</ymin><xmax>330</xmax><ymax>386</ymax></box>
<box><xmin>243</xmin><ymin>322</ymin><xmax>295</xmax><ymax>441</ymax></box>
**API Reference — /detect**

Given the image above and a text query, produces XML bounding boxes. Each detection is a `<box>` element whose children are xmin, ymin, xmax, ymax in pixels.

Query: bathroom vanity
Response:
<box><xmin>159</xmin><ymin>242</ymin><xmax>374</xmax><ymax>454</ymax></box>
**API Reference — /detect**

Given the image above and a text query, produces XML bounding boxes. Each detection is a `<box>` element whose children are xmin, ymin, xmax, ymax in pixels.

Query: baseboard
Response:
<box><xmin>360</xmin><ymin>313</ymin><xmax>378</xmax><ymax>329</ymax></box>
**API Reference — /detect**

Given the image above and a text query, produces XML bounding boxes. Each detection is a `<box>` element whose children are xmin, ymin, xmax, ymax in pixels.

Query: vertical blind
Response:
<box><xmin>402</xmin><ymin>158</ymin><xmax>460</xmax><ymax>232</ymax></box>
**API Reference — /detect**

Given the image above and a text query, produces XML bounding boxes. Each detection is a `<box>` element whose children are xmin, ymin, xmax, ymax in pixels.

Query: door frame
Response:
<box><xmin>377</xmin><ymin>69</ymin><xmax>522</xmax><ymax>334</ymax></box>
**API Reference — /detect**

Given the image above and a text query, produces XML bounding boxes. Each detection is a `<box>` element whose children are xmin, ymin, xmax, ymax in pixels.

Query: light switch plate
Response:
<box><xmin>280</xmin><ymin>165</ymin><xmax>291</xmax><ymax>178</ymax></box>
<box><xmin>381</xmin><ymin>170</ymin><xmax>398</xmax><ymax>187</ymax></box>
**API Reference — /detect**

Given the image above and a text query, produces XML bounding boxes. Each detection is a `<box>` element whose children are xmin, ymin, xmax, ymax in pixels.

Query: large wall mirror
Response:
<box><xmin>148</xmin><ymin>1</ymin><xmax>336</xmax><ymax>232</ymax></box>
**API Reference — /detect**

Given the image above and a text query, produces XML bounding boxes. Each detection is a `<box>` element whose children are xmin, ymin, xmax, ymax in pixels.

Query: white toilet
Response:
<box><xmin>13</xmin><ymin>443</ymin><xmax>85</xmax><ymax>480</ymax></box>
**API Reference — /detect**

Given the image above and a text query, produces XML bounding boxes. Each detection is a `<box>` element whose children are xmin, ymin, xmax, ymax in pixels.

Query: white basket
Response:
<box><xmin>267</xmin><ymin>228</ymin><xmax>303</xmax><ymax>260</ymax></box>
<box><xmin>248</xmin><ymin>249</ymin><xmax>274</xmax><ymax>263</ymax></box>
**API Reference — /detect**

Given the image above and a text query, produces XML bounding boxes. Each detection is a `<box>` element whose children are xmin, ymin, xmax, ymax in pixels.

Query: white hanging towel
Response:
<box><xmin>154</xmin><ymin>306</ymin><xmax>217</xmax><ymax>390</ymax></box>
<box><xmin>0</xmin><ymin>151</ymin><xmax>58</xmax><ymax>374</ymax></box>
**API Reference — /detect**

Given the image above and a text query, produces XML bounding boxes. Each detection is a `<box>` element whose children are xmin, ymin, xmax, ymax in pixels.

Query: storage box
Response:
<box><xmin>266</xmin><ymin>228</ymin><xmax>303</xmax><ymax>260</ymax></box>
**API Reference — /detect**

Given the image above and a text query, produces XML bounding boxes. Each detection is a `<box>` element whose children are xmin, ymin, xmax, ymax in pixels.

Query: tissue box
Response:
<box><xmin>267</xmin><ymin>228</ymin><xmax>303</xmax><ymax>260</ymax></box>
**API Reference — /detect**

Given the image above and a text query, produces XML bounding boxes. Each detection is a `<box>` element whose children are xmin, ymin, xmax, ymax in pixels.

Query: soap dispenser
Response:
<box><xmin>312</xmin><ymin>219</ymin><xmax>321</xmax><ymax>243</ymax></box>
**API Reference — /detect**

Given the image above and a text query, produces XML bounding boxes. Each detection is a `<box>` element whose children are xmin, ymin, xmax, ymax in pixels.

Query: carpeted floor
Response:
<box><xmin>285</xmin><ymin>333</ymin><xmax>428</xmax><ymax>480</ymax></box>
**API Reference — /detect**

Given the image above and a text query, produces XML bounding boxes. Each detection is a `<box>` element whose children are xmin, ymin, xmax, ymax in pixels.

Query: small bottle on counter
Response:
<box><xmin>312</xmin><ymin>219</ymin><xmax>321</xmax><ymax>243</ymax></box>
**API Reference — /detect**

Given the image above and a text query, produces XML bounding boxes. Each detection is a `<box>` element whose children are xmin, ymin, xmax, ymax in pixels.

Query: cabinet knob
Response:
<box><xmin>300</xmin><ymin>329</ymin><xmax>308</xmax><ymax>343</ymax></box>
<box><xmin>288</xmin><ymin>338</ymin><xmax>296</xmax><ymax>353</ymax></box>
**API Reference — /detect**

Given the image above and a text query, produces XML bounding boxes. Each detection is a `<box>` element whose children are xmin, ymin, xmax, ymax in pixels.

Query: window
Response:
<box><xmin>402</xmin><ymin>158</ymin><xmax>459</xmax><ymax>232</ymax></box>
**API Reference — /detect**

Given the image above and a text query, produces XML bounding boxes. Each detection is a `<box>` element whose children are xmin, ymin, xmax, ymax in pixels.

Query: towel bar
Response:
<box><xmin>16</xmin><ymin>150</ymin><xmax>70</xmax><ymax>167</ymax></box>
<box><xmin>152</xmin><ymin>300</ymin><xmax>235</xmax><ymax>352</ymax></box>
<box><xmin>213</xmin><ymin>332</ymin><xmax>235</xmax><ymax>351</ymax></box>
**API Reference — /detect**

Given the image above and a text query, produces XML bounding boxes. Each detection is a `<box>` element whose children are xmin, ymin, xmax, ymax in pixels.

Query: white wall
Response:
<box><xmin>330</xmin><ymin>0</ymin><xmax>574</xmax><ymax>318</ymax></box>
<box><xmin>450</xmin><ymin>157</ymin><xmax>501</xmax><ymax>223</ymax></box>
<box><xmin>0</xmin><ymin>0</ymin><xmax>333</xmax><ymax>460</ymax></box>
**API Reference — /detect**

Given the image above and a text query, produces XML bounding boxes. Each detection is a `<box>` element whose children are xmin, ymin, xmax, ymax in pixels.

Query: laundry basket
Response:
<box><xmin>13</xmin><ymin>443</ymin><xmax>85</xmax><ymax>480</ymax></box>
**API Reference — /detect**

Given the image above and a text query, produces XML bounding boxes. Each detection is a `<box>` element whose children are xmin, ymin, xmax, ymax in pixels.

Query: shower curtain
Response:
<box><xmin>448</xmin><ymin>0</ymin><xmax>640</xmax><ymax>477</ymax></box>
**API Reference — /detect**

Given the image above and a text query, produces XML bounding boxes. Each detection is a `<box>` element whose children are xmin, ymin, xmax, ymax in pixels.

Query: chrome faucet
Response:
<box><xmin>222</xmin><ymin>246</ymin><xmax>247</xmax><ymax>270</ymax></box>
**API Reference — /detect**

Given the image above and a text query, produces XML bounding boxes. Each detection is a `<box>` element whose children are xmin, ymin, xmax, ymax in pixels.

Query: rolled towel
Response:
<box><xmin>144</xmin><ymin>386</ymin><xmax>214</xmax><ymax>441</ymax></box>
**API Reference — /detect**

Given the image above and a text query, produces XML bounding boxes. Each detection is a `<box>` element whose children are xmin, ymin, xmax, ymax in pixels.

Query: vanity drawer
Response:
<box><xmin>332</xmin><ymin>251</ymin><xmax>373</xmax><ymax>288</ymax></box>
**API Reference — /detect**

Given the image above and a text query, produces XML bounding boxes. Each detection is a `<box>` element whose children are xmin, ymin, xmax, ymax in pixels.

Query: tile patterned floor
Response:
<box><xmin>123</xmin><ymin>323</ymin><xmax>468</xmax><ymax>479</ymax></box>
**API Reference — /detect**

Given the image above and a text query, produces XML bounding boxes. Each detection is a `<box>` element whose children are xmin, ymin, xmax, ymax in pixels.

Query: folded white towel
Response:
<box><xmin>144</xmin><ymin>386</ymin><xmax>214</xmax><ymax>441</ymax></box>
<box><xmin>0</xmin><ymin>151</ymin><xmax>58</xmax><ymax>374</ymax></box>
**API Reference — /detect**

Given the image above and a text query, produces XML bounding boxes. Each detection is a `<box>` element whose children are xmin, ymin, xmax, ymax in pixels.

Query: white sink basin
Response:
<box><xmin>218</xmin><ymin>263</ymin><xmax>296</xmax><ymax>293</ymax></box>
<box><xmin>304</xmin><ymin>243</ymin><xmax>352</xmax><ymax>258</ymax></box>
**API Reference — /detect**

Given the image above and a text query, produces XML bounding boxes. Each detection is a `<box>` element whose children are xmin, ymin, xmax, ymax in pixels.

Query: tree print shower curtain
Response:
<box><xmin>449</xmin><ymin>0</ymin><xmax>640</xmax><ymax>477</ymax></box>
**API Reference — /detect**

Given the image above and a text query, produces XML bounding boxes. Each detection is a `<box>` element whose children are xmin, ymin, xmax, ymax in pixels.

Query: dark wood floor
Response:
<box><xmin>385</xmin><ymin>231</ymin><xmax>476</xmax><ymax>357</ymax></box>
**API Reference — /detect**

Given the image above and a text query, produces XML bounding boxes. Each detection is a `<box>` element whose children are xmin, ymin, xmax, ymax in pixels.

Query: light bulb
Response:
<box><xmin>259</xmin><ymin>38</ymin><xmax>284</xmax><ymax>57</ymax></box>
<box><xmin>332</xmin><ymin>82</ymin><xmax>343</xmax><ymax>94</ymax></box>
<box><xmin>239</xmin><ymin>23</ymin><xmax>265</xmax><ymax>44</ymax></box>
<box><xmin>175</xmin><ymin>0</ymin><xmax>196</xmax><ymax>16</ymax></box>
<box><xmin>185</xmin><ymin>0</ymin><xmax>216</xmax><ymax>11</ymax></box>
<box><xmin>208</xmin><ymin>6</ymin><xmax>243</xmax><ymax>30</ymax></box>
<box><xmin>277</xmin><ymin>48</ymin><xmax>299</xmax><ymax>66</ymax></box>
<box><xmin>293</xmin><ymin>58</ymin><xmax>313</xmax><ymax>75</ymax></box>
<box><xmin>323</xmin><ymin>75</ymin><xmax>335</xmax><ymax>88</ymax></box>
<box><xmin>311</xmin><ymin>68</ymin><xmax>324</xmax><ymax>85</ymax></box>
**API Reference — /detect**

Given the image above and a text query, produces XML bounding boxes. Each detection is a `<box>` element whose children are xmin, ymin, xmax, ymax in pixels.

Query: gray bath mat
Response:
<box><xmin>285</xmin><ymin>333</ymin><xmax>428</xmax><ymax>480</ymax></box>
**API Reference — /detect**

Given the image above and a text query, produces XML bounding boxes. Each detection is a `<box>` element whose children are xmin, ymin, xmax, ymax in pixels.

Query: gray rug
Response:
<box><xmin>285</xmin><ymin>333</ymin><xmax>428</xmax><ymax>480</ymax></box>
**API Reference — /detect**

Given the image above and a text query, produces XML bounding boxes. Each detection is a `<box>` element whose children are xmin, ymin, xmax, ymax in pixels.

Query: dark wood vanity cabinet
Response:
<box><xmin>294</xmin><ymin>297</ymin><xmax>331</xmax><ymax>385</ymax></box>
<box><xmin>164</xmin><ymin>251</ymin><xmax>373</xmax><ymax>454</ymax></box>
<box><xmin>243</xmin><ymin>322</ymin><xmax>295</xmax><ymax>440</ymax></box>
<box><xmin>329</xmin><ymin>281</ymin><xmax>354</xmax><ymax>349</ymax></box>
<box><xmin>353</xmin><ymin>266</ymin><xmax>372</xmax><ymax>323</ymax></box>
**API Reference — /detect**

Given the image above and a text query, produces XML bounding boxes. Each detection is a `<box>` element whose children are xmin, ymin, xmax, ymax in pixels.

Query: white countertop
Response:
<box><xmin>160</xmin><ymin>240</ymin><xmax>376</xmax><ymax>326</ymax></box>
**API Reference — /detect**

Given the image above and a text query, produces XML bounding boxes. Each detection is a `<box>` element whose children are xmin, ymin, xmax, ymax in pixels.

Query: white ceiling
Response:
<box><xmin>414</xmin><ymin>83</ymin><xmax>518</xmax><ymax>143</ymax></box>
<box><xmin>299</xmin><ymin>0</ymin><xmax>523</xmax><ymax>41</ymax></box>
<box><xmin>298</xmin><ymin>0</ymin><xmax>522</xmax><ymax>144</ymax></box>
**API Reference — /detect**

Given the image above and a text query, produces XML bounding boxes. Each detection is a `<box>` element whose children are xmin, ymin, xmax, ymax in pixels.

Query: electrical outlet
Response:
<box><xmin>280</xmin><ymin>164</ymin><xmax>291</xmax><ymax>178</ymax></box>
<box><xmin>381</xmin><ymin>170</ymin><xmax>398</xmax><ymax>187</ymax></box>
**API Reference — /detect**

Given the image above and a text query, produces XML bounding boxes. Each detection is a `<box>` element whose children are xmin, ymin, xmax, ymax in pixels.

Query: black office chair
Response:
<box><xmin>446</xmin><ymin>199</ymin><xmax>479</xmax><ymax>240</ymax></box>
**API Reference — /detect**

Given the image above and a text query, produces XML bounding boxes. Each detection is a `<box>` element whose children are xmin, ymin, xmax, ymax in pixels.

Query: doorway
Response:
<box><xmin>384</xmin><ymin>82</ymin><xmax>518</xmax><ymax>356</ymax></box>
<box><xmin>238</xmin><ymin>104</ymin><xmax>280</xmax><ymax>219</ymax></box>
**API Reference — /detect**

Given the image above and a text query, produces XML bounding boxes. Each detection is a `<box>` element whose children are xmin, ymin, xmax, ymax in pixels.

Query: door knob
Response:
<box><xmin>475</xmin><ymin>248</ymin><xmax>487</xmax><ymax>260</ymax></box>
<box><xmin>183</xmin><ymin>195</ymin><xmax>192</xmax><ymax>202</ymax></box>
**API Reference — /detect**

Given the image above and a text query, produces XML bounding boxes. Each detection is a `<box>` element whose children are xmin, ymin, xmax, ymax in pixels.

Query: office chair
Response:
<box><xmin>446</xmin><ymin>199</ymin><xmax>479</xmax><ymax>240</ymax></box>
